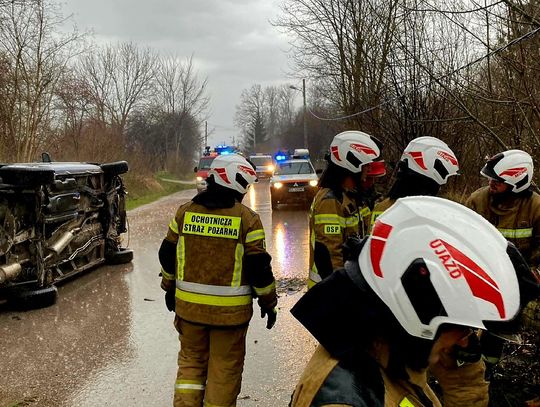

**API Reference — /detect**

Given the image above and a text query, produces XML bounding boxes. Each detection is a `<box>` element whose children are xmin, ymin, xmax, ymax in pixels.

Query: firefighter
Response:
<box><xmin>466</xmin><ymin>150</ymin><xmax>540</xmax><ymax>404</ymax></box>
<box><xmin>358</xmin><ymin>159</ymin><xmax>386</xmax><ymax>238</ymax></box>
<box><xmin>290</xmin><ymin>196</ymin><xmax>539</xmax><ymax>407</ymax></box>
<box><xmin>159</xmin><ymin>153</ymin><xmax>277</xmax><ymax>407</ymax></box>
<box><xmin>369</xmin><ymin>136</ymin><xmax>459</xmax><ymax>230</ymax></box>
<box><xmin>307</xmin><ymin>130</ymin><xmax>383</xmax><ymax>288</ymax></box>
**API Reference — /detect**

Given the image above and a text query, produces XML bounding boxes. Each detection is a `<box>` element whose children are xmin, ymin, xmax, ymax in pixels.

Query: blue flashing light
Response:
<box><xmin>275</xmin><ymin>154</ymin><xmax>287</xmax><ymax>161</ymax></box>
<box><xmin>221</xmin><ymin>151</ymin><xmax>230</xmax><ymax>155</ymax></box>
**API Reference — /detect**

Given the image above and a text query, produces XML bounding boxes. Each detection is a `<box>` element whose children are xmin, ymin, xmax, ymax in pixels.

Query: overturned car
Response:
<box><xmin>0</xmin><ymin>157</ymin><xmax>133</xmax><ymax>308</ymax></box>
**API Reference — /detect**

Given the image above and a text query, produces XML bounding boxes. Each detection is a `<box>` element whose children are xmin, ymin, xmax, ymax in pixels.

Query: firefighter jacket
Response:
<box><xmin>466</xmin><ymin>186</ymin><xmax>540</xmax><ymax>268</ymax></box>
<box><xmin>291</xmin><ymin>345</ymin><xmax>442</xmax><ymax>407</ymax></box>
<box><xmin>308</xmin><ymin>187</ymin><xmax>359</xmax><ymax>288</ymax></box>
<box><xmin>160</xmin><ymin>193</ymin><xmax>277</xmax><ymax>326</ymax></box>
<box><xmin>369</xmin><ymin>197</ymin><xmax>396</xmax><ymax>233</ymax></box>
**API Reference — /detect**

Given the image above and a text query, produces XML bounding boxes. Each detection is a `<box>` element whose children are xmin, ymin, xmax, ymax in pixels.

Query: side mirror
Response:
<box><xmin>194</xmin><ymin>166</ymin><xmax>198</xmax><ymax>173</ymax></box>
<box><xmin>316</xmin><ymin>169</ymin><xmax>323</xmax><ymax>175</ymax></box>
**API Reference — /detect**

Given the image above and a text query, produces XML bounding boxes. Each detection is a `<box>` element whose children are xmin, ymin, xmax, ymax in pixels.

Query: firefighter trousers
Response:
<box><xmin>174</xmin><ymin>317</ymin><xmax>248</xmax><ymax>407</ymax></box>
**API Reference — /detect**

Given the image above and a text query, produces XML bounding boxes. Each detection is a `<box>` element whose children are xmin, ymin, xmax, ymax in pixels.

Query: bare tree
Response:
<box><xmin>79</xmin><ymin>42</ymin><xmax>156</xmax><ymax>134</ymax></box>
<box><xmin>0</xmin><ymin>0</ymin><xmax>83</xmax><ymax>161</ymax></box>
<box><xmin>153</xmin><ymin>54</ymin><xmax>209</xmax><ymax>168</ymax></box>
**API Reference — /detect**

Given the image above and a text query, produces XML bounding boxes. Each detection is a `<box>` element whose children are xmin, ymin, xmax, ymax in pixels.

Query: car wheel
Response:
<box><xmin>100</xmin><ymin>161</ymin><xmax>129</xmax><ymax>176</ymax></box>
<box><xmin>0</xmin><ymin>167</ymin><xmax>55</xmax><ymax>187</ymax></box>
<box><xmin>106</xmin><ymin>248</ymin><xmax>134</xmax><ymax>265</ymax></box>
<box><xmin>9</xmin><ymin>285</ymin><xmax>58</xmax><ymax>309</ymax></box>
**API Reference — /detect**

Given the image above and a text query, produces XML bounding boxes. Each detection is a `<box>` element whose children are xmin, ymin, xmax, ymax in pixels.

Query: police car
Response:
<box><xmin>270</xmin><ymin>158</ymin><xmax>319</xmax><ymax>209</ymax></box>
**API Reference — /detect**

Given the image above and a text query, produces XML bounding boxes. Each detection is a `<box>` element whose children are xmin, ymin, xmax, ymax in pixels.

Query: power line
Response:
<box><xmin>308</xmin><ymin>22</ymin><xmax>540</xmax><ymax>121</ymax></box>
<box><xmin>402</xmin><ymin>0</ymin><xmax>504</xmax><ymax>15</ymax></box>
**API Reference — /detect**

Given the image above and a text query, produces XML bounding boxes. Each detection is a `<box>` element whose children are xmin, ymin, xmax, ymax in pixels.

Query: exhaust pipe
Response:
<box><xmin>49</xmin><ymin>230</ymin><xmax>76</xmax><ymax>254</ymax></box>
<box><xmin>0</xmin><ymin>262</ymin><xmax>22</xmax><ymax>284</ymax></box>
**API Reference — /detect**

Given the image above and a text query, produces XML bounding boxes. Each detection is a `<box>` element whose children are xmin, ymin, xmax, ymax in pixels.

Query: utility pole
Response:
<box><xmin>302</xmin><ymin>78</ymin><xmax>307</xmax><ymax>149</ymax></box>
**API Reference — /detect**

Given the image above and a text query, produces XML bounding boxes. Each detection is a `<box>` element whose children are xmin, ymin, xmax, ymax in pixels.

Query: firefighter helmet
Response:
<box><xmin>401</xmin><ymin>137</ymin><xmax>459</xmax><ymax>185</ymax></box>
<box><xmin>209</xmin><ymin>153</ymin><xmax>257</xmax><ymax>194</ymax></box>
<box><xmin>329</xmin><ymin>131</ymin><xmax>382</xmax><ymax>174</ymax></box>
<box><xmin>358</xmin><ymin>196</ymin><xmax>521</xmax><ymax>340</ymax></box>
<box><xmin>481</xmin><ymin>149</ymin><xmax>533</xmax><ymax>193</ymax></box>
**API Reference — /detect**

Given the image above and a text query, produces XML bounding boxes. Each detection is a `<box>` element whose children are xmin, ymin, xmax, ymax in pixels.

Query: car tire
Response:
<box><xmin>100</xmin><ymin>161</ymin><xmax>129</xmax><ymax>176</ymax></box>
<box><xmin>106</xmin><ymin>248</ymin><xmax>134</xmax><ymax>265</ymax></box>
<box><xmin>9</xmin><ymin>285</ymin><xmax>58</xmax><ymax>309</ymax></box>
<box><xmin>0</xmin><ymin>167</ymin><xmax>55</xmax><ymax>187</ymax></box>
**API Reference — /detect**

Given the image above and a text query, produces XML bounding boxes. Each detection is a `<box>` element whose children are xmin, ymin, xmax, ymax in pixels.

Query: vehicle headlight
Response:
<box><xmin>267</xmin><ymin>164</ymin><xmax>275</xmax><ymax>172</ymax></box>
<box><xmin>196</xmin><ymin>176</ymin><xmax>203</xmax><ymax>182</ymax></box>
<box><xmin>273</xmin><ymin>182</ymin><xmax>283</xmax><ymax>189</ymax></box>
<box><xmin>309</xmin><ymin>180</ymin><xmax>318</xmax><ymax>187</ymax></box>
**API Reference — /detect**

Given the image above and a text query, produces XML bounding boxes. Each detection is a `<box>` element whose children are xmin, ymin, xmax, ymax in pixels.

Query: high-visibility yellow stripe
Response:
<box><xmin>245</xmin><ymin>229</ymin><xmax>265</xmax><ymax>243</ymax></box>
<box><xmin>231</xmin><ymin>243</ymin><xmax>244</xmax><ymax>287</ymax></box>
<box><xmin>161</xmin><ymin>267</ymin><xmax>174</xmax><ymax>281</ymax></box>
<box><xmin>177</xmin><ymin>281</ymin><xmax>252</xmax><ymax>296</ymax></box>
<box><xmin>253</xmin><ymin>280</ymin><xmax>276</xmax><ymax>296</ymax></box>
<box><xmin>498</xmin><ymin>227</ymin><xmax>533</xmax><ymax>239</ymax></box>
<box><xmin>399</xmin><ymin>397</ymin><xmax>416</xmax><ymax>407</ymax></box>
<box><xmin>176</xmin><ymin>289</ymin><xmax>252</xmax><ymax>306</ymax></box>
<box><xmin>345</xmin><ymin>214</ymin><xmax>359</xmax><ymax>227</ymax></box>
<box><xmin>177</xmin><ymin>236</ymin><xmax>185</xmax><ymax>281</ymax></box>
<box><xmin>169</xmin><ymin>218</ymin><xmax>179</xmax><ymax>234</ymax></box>
<box><xmin>360</xmin><ymin>207</ymin><xmax>371</xmax><ymax>217</ymax></box>
<box><xmin>175</xmin><ymin>379</ymin><xmax>205</xmax><ymax>393</ymax></box>
<box><xmin>182</xmin><ymin>211</ymin><xmax>241</xmax><ymax>240</ymax></box>
<box><xmin>370</xmin><ymin>211</ymin><xmax>384</xmax><ymax>229</ymax></box>
<box><xmin>176</xmin><ymin>379</ymin><xmax>205</xmax><ymax>385</ymax></box>
<box><xmin>314</xmin><ymin>214</ymin><xmax>344</xmax><ymax>225</ymax></box>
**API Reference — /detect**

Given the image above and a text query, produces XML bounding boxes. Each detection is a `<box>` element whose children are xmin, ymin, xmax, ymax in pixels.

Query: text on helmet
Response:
<box><xmin>350</xmin><ymin>143</ymin><xmax>377</xmax><ymax>156</ymax></box>
<box><xmin>430</xmin><ymin>239</ymin><xmax>462</xmax><ymax>278</ymax></box>
<box><xmin>436</xmin><ymin>151</ymin><xmax>458</xmax><ymax>166</ymax></box>
<box><xmin>499</xmin><ymin>167</ymin><xmax>527</xmax><ymax>178</ymax></box>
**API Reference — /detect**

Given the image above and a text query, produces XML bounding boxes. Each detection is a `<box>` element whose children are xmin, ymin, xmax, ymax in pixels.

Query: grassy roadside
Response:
<box><xmin>124</xmin><ymin>171</ymin><xmax>195</xmax><ymax>211</ymax></box>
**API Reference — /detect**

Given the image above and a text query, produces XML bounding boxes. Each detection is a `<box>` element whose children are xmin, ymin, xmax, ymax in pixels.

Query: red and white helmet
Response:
<box><xmin>329</xmin><ymin>130</ymin><xmax>382</xmax><ymax>174</ymax></box>
<box><xmin>358</xmin><ymin>196</ymin><xmax>520</xmax><ymax>340</ymax></box>
<box><xmin>402</xmin><ymin>137</ymin><xmax>459</xmax><ymax>185</ymax></box>
<box><xmin>208</xmin><ymin>153</ymin><xmax>257</xmax><ymax>194</ymax></box>
<box><xmin>481</xmin><ymin>149</ymin><xmax>534</xmax><ymax>193</ymax></box>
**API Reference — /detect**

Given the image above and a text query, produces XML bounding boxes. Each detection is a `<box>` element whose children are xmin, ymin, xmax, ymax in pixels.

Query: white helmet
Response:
<box><xmin>358</xmin><ymin>196</ymin><xmax>520</xmax><ymax>340</ymax></box>
<box><xmin>401</xmin><ymin>137</ymin><xmax>459</xmax><ymax>185</ymax></box>
<box><xmin>208</xmin><ymin>153</ymin><xmax>257</xmax><ymax>194</ymax></box>
<box><xmin>481</xmin><ymin>149</ymin><xmax>534</xmax><ymax>193</ymax></box>
<box><xmin>330</xmin><ymin>130</ymin><xmax>382</xmax><ymax>174</ymax></box>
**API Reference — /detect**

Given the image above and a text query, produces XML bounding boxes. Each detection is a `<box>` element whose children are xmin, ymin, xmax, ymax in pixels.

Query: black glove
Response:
<box><xmin>261</xmin><ymin>307</ymin><xmax>277</xmax><ymax>329</ymax></box>
<box><xmin>165</xmin><ymin>290</ymin><xmax>175</xmax><ymax>312</ymax></box>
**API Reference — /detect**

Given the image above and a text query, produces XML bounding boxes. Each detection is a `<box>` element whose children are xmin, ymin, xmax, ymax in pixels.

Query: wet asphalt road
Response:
<box><xmin>0</xmin><ymin>181</ymin><xmax>316</xmax><ymax>407</ymax></box>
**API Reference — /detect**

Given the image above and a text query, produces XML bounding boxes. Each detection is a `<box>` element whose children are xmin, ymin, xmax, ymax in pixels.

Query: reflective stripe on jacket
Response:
<box><xmin>466</xmin><ymin>186</ymin><xmax>540</xmax><ymax>267</ymax></box>
<box><xmin>163</xmin><ymin>200</ymin><xmax>272</xmax><ymax>326</ymax></box>
<box><xmin>308</xmin><ymin>188</ymin><xmax>359</xmax><ymax>288</ymax></box>
<box><xmin>369</xmin><ymin>198</ymin><xmax>396</xmax><ymax>234</ymax></box>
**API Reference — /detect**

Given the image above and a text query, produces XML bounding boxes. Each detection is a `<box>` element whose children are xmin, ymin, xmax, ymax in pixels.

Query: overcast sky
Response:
<box><xmin>62</xmin><ymin>0</ymin><xmax>295</xmax><ymax>147</ymax></box>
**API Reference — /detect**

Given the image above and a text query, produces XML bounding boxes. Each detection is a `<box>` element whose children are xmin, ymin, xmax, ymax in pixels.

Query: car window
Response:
<box><xmin>250</xmin><ymin>156</ymin><xmax>273</xmax><ymax>166</ymax></box>
<box><xmin>198</xmin><ymin>157</ymin><xmax>215</xmax><ymax>170</ymax></box>
<box><xmin>275</xmin><ymin>161</ymin><xmax>314</xmax><ymax>175</ymax></box>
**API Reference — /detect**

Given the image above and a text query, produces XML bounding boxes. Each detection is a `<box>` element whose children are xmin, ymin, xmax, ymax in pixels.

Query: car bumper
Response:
<box><xmin>271</xmin><ymin>185</ymin><xmax>318</xmax><ymax>203</ymax></box>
